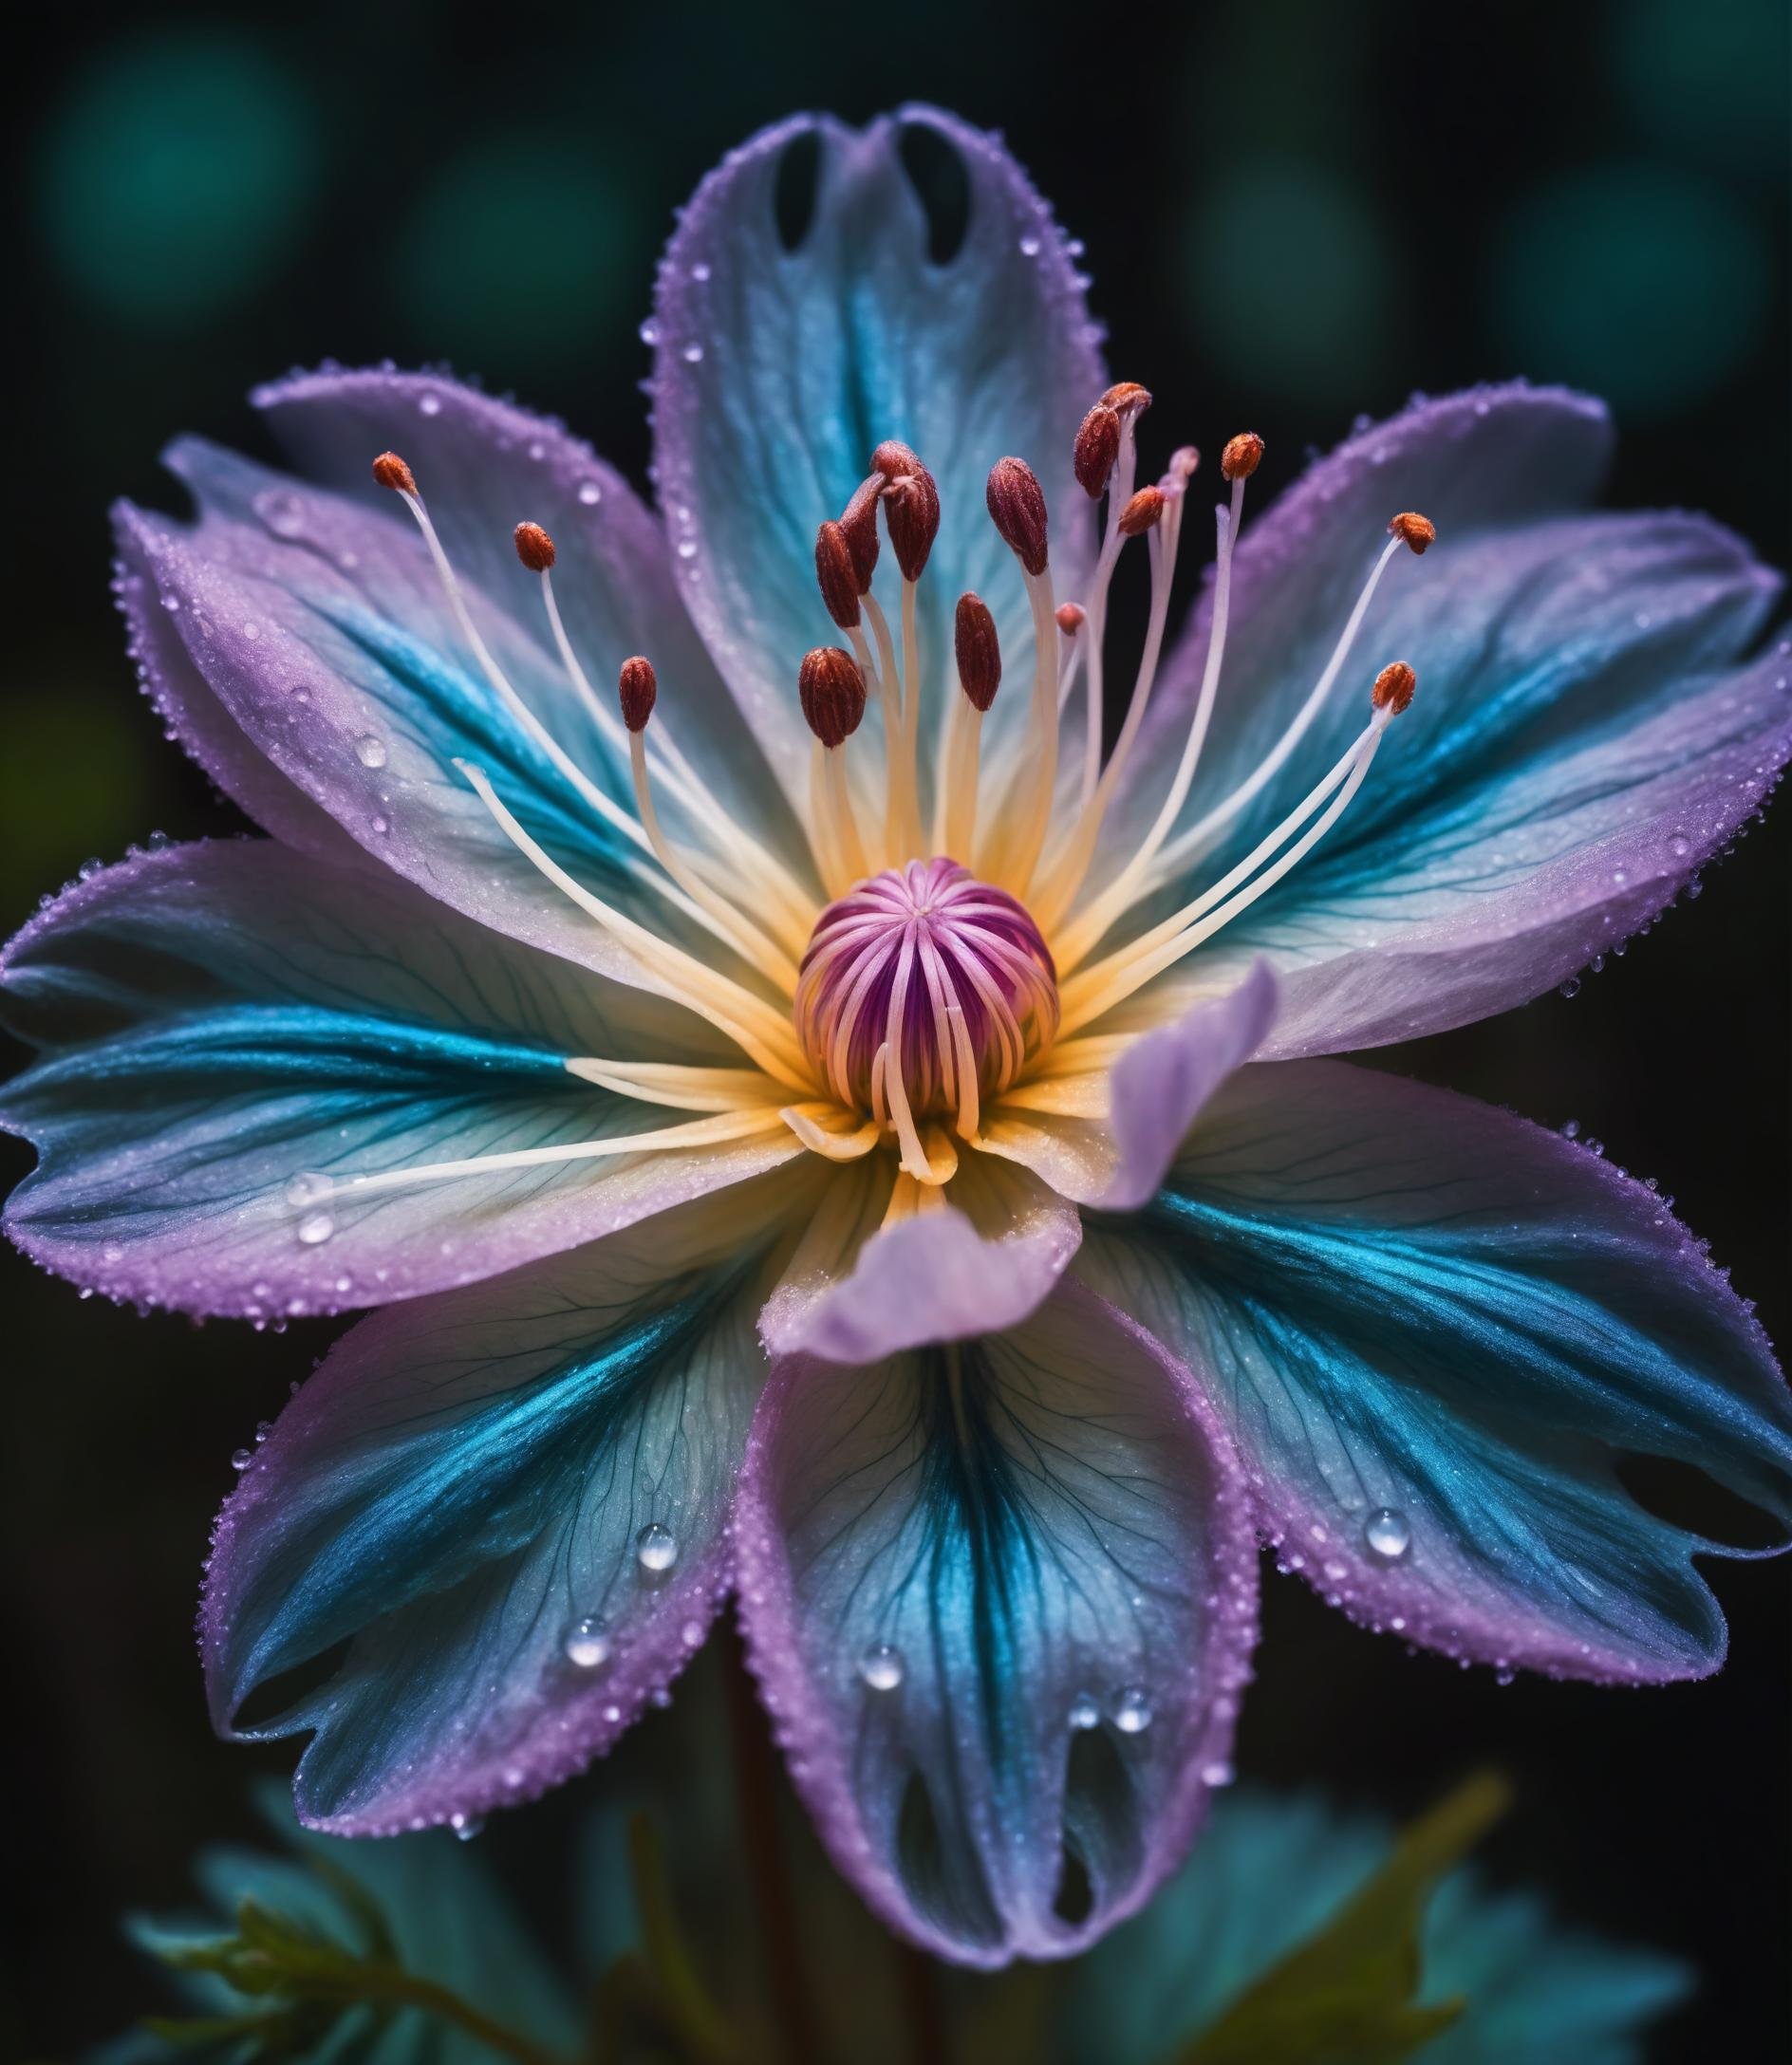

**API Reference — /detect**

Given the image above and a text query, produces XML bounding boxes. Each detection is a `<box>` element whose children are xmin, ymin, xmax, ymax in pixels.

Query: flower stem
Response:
<box><xmin>723</xmin><ymin>1617</ymin><xmax>820</xmax><ymax>2062</ymax></box>
<box><xmin>349</xmin><ymin>1965</ymin><xmax>567</xmax><ymax>2065</ymax></box>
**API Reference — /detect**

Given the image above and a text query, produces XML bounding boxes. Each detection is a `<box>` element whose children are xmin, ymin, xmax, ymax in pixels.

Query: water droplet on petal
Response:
<box><xmin>1364</xmin><ymin>1507</ymin><xmax>1411</xmax><ymax>1561</ymax></box>
<box><xmin>451</xmin><ymin>1811</ymin><xmax>483</xmax><ymax>1838</ymax></box>
<box><xmin>639</xmin><ymin>319</ymin><xmax>660</xmax><ymax>346</ymax></box>
<box><xmin>1669</xmin><ymin>832</ymin><xmax>1691</xmax><ymax>857</ymax></box>
<box><xmin>1017</xmin><ymin>233</ymin><xmax>1042</xmax><ymax>256</ymax></box>
<box><xmin>1560</xmin><ymin>1119</ymin><xmax>1580</xmax><ymax>1140</ymax></box>
<box><xmin>231</xmin><ymin>1447</ymin><xmax>252</xmax><ymax>1471</ymax></box>
<box><xmin>1111</xmin><ymin>1686</ymin><xmax>1153</xmax><ymax>1733</ymax></box>
<box><xmin>418</xmin><ymin>393</ymin><xmax>443</xmax><ymax>417</ymax></box>
<box><xmin>284</xmin><ymin>1171</ymin><xmax>331</xmax><ymax>1207</ymax></box>
<box><xmin>1202</xmin><ymin>1760</ymin><xmax>1235</xmax><ymax>1787</ymax></box>
<box><xmin>635</xmin><ymin>1522</ymin><xmax>678</xmax><ymax>1572</ymax></box>
<box><xmin>564</xmin><ymin>1615</ymin><xmax>610</xmax><ymax>1667</ymax></box>
<box><xmin>354</xmin><ymin>734</ymin><xmax>388</xmax><ymax>770</ymax></box>
<box><xmin>681</xmin><ymin>341</ymin><xmax>704</xmax><ymax>363</ymax></box>
<box><xmin>1558</xmin><ymin>977</ymin><xmax>1581</xmax><ymax>998</ymax></box>
<box><xmin>1068</xmin><ymin>1693</ymin><xmax>1102</xmax><ymax>1731</ymax></box>
<box><xmin>577</xmin><ymin>480</ymin><xmax>603</xmax><ymax>507</ymax></box>
<box><xmin>858</xmin><ymin>1642</ymin><xmax>905</xmax><ymax>1691</ymax></box>
<box><xmin>676</xmin><ymin>538</ymin><xmax>699</xmax><ymax>560</ymax></box>
<box><xmin>296</xmin><ymin>1211</ymin><xmax>335</xmax><ymax>1246</ymax></box>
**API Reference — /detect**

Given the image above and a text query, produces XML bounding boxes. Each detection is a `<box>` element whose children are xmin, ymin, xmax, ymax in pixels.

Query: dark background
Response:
<box><xmin>3</xmin><ymin>1</ymin><xmax>1787</xmax><ymax>2056</ymax></box>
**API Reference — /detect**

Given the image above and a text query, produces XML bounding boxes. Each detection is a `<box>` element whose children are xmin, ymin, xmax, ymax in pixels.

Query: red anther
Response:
<box><xmin>372</xmin><ymin>451</ymin><xmax>417</xmax><ymax>494</ymax></box>
<box><xmin>1055</xmin><ymin>603</ymin><xmax>1086</xmax><ymax>637</ymax></box>
<box><xmin>1099</xmin><ymin>381</ymin><xmax>1153</xmax><ymax>419</ymax></box>
<box><xmin>814</xmin><ymin>520</ymin><xmax>862</xmax><ymax>629</ymax></box>
<box><xmin>840</xmin><ymin>475</ymin><xmax>883</xmax><ymax>590</ymax></box>
<box><xmin>985</xmin><ymin>456</ymin><xmax>1049</xmax><ymax>577</ymax></box>
<box><xmin>871</xmin><ymin>440</ymin><xmax>941</xmax><ymax>580</ymax></box>
<box><xmin>798</xmin><ymin>646</ymin><xmax>868</xmax><ymax>748</ymax></box>
<box><xmin>1117</xmin><ymin>485</ymin><xmax>1167</xmax><ymax>537</ymax></box>
<box><xmin>513</xmin><ymin>521</ymin><xmax>556</xmax><ymax>572</ymax></box>
<box><xmin>618</xmin><ymin>656</ymin><xmax>658</xmax><ymax>732</ymax></box>
<box><xmin>1073</xmin><ymin>404</ymin><xmax>1122</xmax><ymax>498</ymax></box>
<box><xmin>1389</xmin><ymin>511</ymin><xmax>1437</xmax><ymax>555</ymax></box>
<box><xmin>1372</xmin><ymin>660</ymin><xmax>1416</xmax><ymax>715</ymax></box>
<box><xmin>1221</xmin><ymin>433</ymin><xmax>1264</xmax><ymax>481</ymax></box>
<box><xmin>954</xmin><ymin>593</ymin><xmax>1001</xmax><ymax>712</ymax></box>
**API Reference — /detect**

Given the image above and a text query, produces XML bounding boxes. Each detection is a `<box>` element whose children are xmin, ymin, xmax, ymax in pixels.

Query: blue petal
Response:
<box><xmin>1102</xmin><ymin>385</ymin><xmax>1787</xmax><ymax>1052</ymax></box>
<box><xmin>2</xmin><ymin>841</ymin><xmax>787</xmax><ymax>1314</ymax></box>
<box><xmin>1078</xmin><ymin>1060</ymin><xmax>1792</xmax><ymax>1680</ymax></box>
<box><xmin>652</xmin><ymin>107</ymin><xmax>1107</xmax><ymax>808</ymax></box>
<box><xmin>736</xmin><ymin>1279</ymin><xmax>1259</xmax><ymax>1965</ymax></box>
<box><xmin>203</xmin><ymin>1173</ymin><xmax>817</xmax><ymax>1832</ymax></box>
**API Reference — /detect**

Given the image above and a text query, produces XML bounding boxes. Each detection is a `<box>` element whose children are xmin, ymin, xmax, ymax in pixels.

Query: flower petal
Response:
<box><xmin>1</xmin><ymin>841</ymin><xmax>793</xmax><ymax>1315</ymax></box>
<box><xmin>1078</xmin><ymin>1060</ymin><xmax>1792</xmax><ymax>1681</ymax></box>
<box><xmin>652</xmin><ymin>107</ymin><xmax>1104</xmax><ymax>808</ymax></box>
<box><xmin>202</xmin><ymin>1178</ymin><xmax>812</xmax><ymax>1832</ymax></box>
<box><xmin>978</xmin><ymin>960</ymin><xmax>1278</xmax><ymax>1207</ymax></box>
<box><xmin>246</xmin><ymin>365</ymin><xmax>798</xmax><ymax>853</ymax></box>
<box><xmin>735</xmin><ymin>1279</ymin><xmax>1259</xmax><ymax>1965</ymax></box>
<box><xmin>757</xmin><ymin>1150</ymin><xmax>1080</xmax><ymax>1361</ymax></box>
<box><xmin>1100</xmin><ymin>385</ymin><xmax>1786</xmax><ymax>1051</ymax></box>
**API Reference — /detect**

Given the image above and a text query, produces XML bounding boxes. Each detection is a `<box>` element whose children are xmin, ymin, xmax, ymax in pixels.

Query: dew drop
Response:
<box><xmin>1202</xmin><ymin>1760</ymin><xmax>1235</xmax><ymax>1788</ymax></box>
<box><xmin>296</xmin><ymin>1211</ymin><xmax>335</xmax><ymax>1246</ymax></box>
<box><xmin>1559</xmin><ymin>1119</ymin><xmax>1580</xmax><ymax>1140</ymax></box>
<box><xmin>1017</xmin><ymin>233</ymin><xmax>1042</xmax><ymax>257</ymax></box>
<box><xmin>681</xmin><ymin>341</ymin><xmax>704</xmax><ymax>363</ymax></box>
<box><xmin>638</xmin><ymin>319</ymin><xmax>660</xmax><ymax>346</ymax></box>
<box><xmin>369</xmin><ymin>814</ymin><xmax>389</xmax><ymax>836</ymax></box>
<box><xmin>253</xmin><ymin>490</ymin><xmax>308</xmax><ymax>538</ymax></box>
<box><xmin>577</xmin><ymin>480</ymin><xmax>603</xmax><ymax>507</ymax></box>
<box><xmin>858</xmin><ymin>1642</ymin><xmax>905</xmax><ymax>1691</ymax></box>
<box><xmin>418</xmin><ymin>393</ymin><xmax>443</xmax><ymax>417</ymax></box>
<box><xmin>231</xmin><ymin>1447</ymin><xmax>252</xmax><ymax>1471</ymax></box>
<box><xmin>676</xmin><ymin>538</ymin><xmax>699</xmax><ymax>560</ymax></box>
<box><xmin>354</xmin><ymin>734</ymin><xmax>388</xmax><ymax>770</ymax></box>
<box><xmin>1111</xmin><ymin>1686</ymin><xmax>1153</xmax><ymax>1734</ymax></box>
<box><xmin>635</xmin><ymin>1522</ymin><xmax>678</xmax><ymax>1572</ymax></box>
<box><xmin>1668</xmin><ymin>832</ymin><xmax>1691</xmax><ymax>857</ymax></box>
<box><xmin>284</xmin><ymin>1171</ymin><xmax>331</xmax><ymax>1207</ymax></box>
<box><xmin>564</xmin><ymin>1615</ymin><xmax>610</xmax><ymax>1668</ymax></box>
<box><xmin>690</xmin><ymin>261</ymin><xmax>712</xmax><ymax>282</ymax></box>
<box><xmin>450</xmin><ymin>1812</ymin><xmax>483</xmax><ymax>1838</ymax></box>
<box><xmin>1558</xmin><ymin>977</ymin><xmax>1581</xmax><ymax>998</ymax></box>
<box><xmin>1364</xmin><ymin>1507</ymin><xmax>1411</xmax><ymax>1561</ymax></box>
<box><xmin>159</xmin><ymin>591</ymin><xmax>181</xmax><ymax>612</ymax></box>
<box><xmin>1068</xmin><ymin>1692</ymin><xmax>1101</xmax><ymax>1731</ymax></box>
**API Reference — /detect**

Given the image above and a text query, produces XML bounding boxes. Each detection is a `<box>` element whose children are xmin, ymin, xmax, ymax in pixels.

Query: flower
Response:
<box><xmin>4</xmin><ymin>107</ymin><xmax>1790</xmax><ymax>1968</ymax></box>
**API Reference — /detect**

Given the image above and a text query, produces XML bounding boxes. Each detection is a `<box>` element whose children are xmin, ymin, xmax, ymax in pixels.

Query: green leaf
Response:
<box><xmin>1179</xmin><ymin>1772</ymin><xmax>1513</xmax><ymax>2065</ymax></box>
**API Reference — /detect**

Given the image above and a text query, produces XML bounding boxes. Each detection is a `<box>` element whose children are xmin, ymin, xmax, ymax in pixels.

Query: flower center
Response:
<box><xmin>793</xmin><ymin>860</ymin><xmax>1058</xmax><ymax>1139</ymax></box>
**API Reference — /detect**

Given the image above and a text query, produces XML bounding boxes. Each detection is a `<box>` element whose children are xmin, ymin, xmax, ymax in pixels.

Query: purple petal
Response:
<box><xmin>201</xmin><ymin>1192</ymin><xmax>792</xmax><ymax>1832</ymax></box>
<box><xmin>735</xmin><ymin>1279</ymin><xmax>1260</xmax><ymax>1965</ymax></box>
<box><xmin>2</xmin><ymin>841</ymin><xmax>793</xmax><ymax>1316</ymax></box>
<box><xmin>1079</xmin><ymin>1060</ymin><xmax>1792</xmax><ymax>1682</ymax></box>
<box><xmin>758</xmin><ymin>1153</ymin><xmax>1081</xmax><ymax>1362</ymax></box>
<box><xmin>1097</xmin><ymin>961</ymin><xmax>1279</xmax><ymax>1209</ymax></box>
<box><xmin>652</xmin><ymin>107</ymin><xmax>1105</xmax><ymax>810</ymax></box>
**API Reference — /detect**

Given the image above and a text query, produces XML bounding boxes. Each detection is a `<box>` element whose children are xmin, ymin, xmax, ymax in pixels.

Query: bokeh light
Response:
<box><xmin>1614</xmin><ymin>0</ymin><xmax>1787</xmax><ymax>178</ymax></box>
<box><xmin>1178</xmin><ymin>158</ymin><xmax>1400</xmax><ymax>408</ymax></box>
<box><xmin>392</xmin><ymin>135</ymin><xmax>644</xmax><ymax>377</ymax></box>
<box><xmin>36</xmin><ymin>29</ymin><xmax>320</xmax><ymax>328</ymax></box>
<box><xmin>1489</xmin><ymin>161</ymin><xmax>1773</xmax><ymax>419</ymax></box>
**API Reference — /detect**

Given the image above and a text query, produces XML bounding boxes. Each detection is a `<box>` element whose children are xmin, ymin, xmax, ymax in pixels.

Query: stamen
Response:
<box><xmin>982</xmin><ymin>458</ymin><xmax>1061</xmax><ymax>893</ymax></box>
<box><xmin>1073</xmin><ymin>393</ymin><xmax>1147</xmax><ymax>800</ymax></box>
<box><xmin>1389</xmin><ymin>511</ymin><xmax>1436</xmax><ymax>554</ymax></box>
<box><xmin>799</xmin><ymin>646</ymin><xmax>870</xmax><ymax>885</ymax></box>
<box><xmin>1221</xmin><ymin>432</ymin><xmax>1264</xmax><ymax>480</ymax></box>
<box><xmin>618</xmin><ymin>657</ymin><xmax>801</xmax><ymax>989</ymax></box>
<box><xmin>513</xmin><ymin>523</ymin><xmax>811</xmax><ymax>950</ymax></box>
<box><xmin>814</xmin><ymin>519</ymin><xmax>862</xmax><ymax>631</ymax></box>
<box><xmin>564</xmin><ymin>1058</ymin><xmax>780</xmax><ymax>1111</ymax></box>
<box><xmin>1073</xmin><ymin>404</ymin><xmax>1123</xmax><ymax>499</ymax></box>
<box><xmin>1117</xmin><ymin>485</ymin><xmax>1167</xmax><ymax>536</ymax></box>
<box><xmin>943</xmin><ymin>592</ymin><xmax>999</xmax><ymax>863</ymax></box>
<box><xmin>1058</xmin><ymin>665</ymin><xmax>1416</xmax><ymax>1034</ymax></box>
<box><xmin>1117</xmin><ymin>508</ymin><xmax>1436</xmax><ymax>918</ymax></box>
<box><xmin>985</xmin><ymin>455</ymin><xmax>1050</xmax><ymax>577</ymax></box>
<box><xmin>870</xmin><ymin>443</ymin><xmax>939</xmax><ymax>863</ymax></box>
<box><xmin>306</xmin><ymin>1106</ymin><xmax>791</xmax><ymax>1199</ymax></box>
<box><xmin>871</xmin><ymin>441</ymin><xmax>941</xmax><ymax>583</ymax></box>
<box><xmin>456</xmin><ymin>758</ymin><xmax>814</xmax><ymax>1089</ymax></box>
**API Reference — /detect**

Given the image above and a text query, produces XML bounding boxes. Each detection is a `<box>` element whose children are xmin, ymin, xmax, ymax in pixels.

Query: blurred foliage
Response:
<box><xmin>108</xmin><ymin>1769</ymin><xmax>1550</xmax><ymax>2065</ymax></box>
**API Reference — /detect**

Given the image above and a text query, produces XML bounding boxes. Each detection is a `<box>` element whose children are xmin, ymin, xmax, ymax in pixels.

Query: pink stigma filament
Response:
<box><xmin>793</xmin><ymin>859</ymin><xmax>1059</xmax><ymax>1121</ymax></box>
